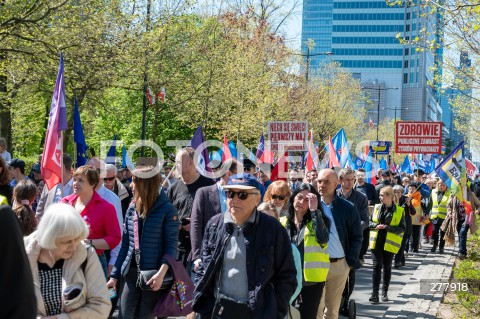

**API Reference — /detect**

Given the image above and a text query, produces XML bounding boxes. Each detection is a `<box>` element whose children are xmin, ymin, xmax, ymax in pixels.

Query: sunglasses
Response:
<box><xmin>225</xmin><ymin>191</ymin><xmax>258</xmax><ymax>200</ymax></box>
<box><xmin>104</xmin><ymin>176</ymin><xmax>115</xmax><ymax>182</ymax></box>
<box><xmin>271</xmin><ymin>194</ymin><xmax>286</xmax><ymax>200</ymax></box>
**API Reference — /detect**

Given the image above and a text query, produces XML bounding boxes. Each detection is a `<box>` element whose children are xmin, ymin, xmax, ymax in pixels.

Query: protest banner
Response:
<box><xmin>267</xmin><ymin>121</ymin><xmax>308</xmax><ymax>151</ymax></box>
<box><xmin>395</xmin><ymin>121</ymin><xmax>442</xmax><ymax>154</ymax></box>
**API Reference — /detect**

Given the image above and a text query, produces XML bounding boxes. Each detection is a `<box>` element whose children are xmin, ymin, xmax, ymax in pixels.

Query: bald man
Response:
<box><xmin>316</xmin><ymin>169</ymin><xmax>362</xmax><ymax>319</ymax></box>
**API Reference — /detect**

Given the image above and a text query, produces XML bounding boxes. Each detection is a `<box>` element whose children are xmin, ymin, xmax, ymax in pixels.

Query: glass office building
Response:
<box><xmin>301</xmin><ymin>0</ymin><xmax>444</xmax><ymax>124</ymax></box>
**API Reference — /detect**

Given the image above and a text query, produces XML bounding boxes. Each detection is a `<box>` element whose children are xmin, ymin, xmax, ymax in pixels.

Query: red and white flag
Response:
<box><xmin>369</xmin><ymin>118</ymin><xmax>375</xmax><ymax>128</ymax></box>
<box><xmin>42</xmin><ymin>53</ymin><xmax>68</xmax><ymax>190</ymax></box>
<box><xmin>146</xmin><ymin>87</ymin><xmax>155</xmax><ymax>105</ymax></box>
<box><xmin>156</xmin><ymin>87</ymin><xmax>166</xmax><ymax>103</ymax></box>
<box><xmin>328</xmin><ymin>135</ymin><xmax>340</xmax><ymax>168</ymax></box>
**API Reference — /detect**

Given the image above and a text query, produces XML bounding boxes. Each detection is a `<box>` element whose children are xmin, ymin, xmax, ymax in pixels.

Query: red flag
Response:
<box><xmin>271</xmin><ymin>151</ymin><xmax>288</xmax><ymax>182</ymax></box>
<box><xmin>328</xmin><ymin>135</ymin><xmax>340</xmax><ymax>168</ymax></box>
<box><xmin>466</xmin><ymin>159</ymin><xmax>478</xmax><ymax>179</ymax></box>
<box><xmin>222</xmin><ymin>135</ymin><xmax>232</xmax><ymax>162</ymax></box>
<box><xmin>42</xmin><ymin>54</ymin><xmax>68</xmax><ymax>190</ymax></box>
<box><xmin>369</xmin><ymin>118</ymin><xmax>375</xmax><ymax>127</ymax></box>
<box><xmin>260</xmin><ymin>143</ymin><xmax>274</xmax><ymax>164</ymax></box>
<box><xmin>306</xmin><ymin>134</ymin><xmax>315</xmax><ymax>171</ymax></box>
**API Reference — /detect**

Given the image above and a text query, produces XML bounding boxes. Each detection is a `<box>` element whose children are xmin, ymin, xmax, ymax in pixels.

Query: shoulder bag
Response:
<box><xmin>133</xmin><ymin>212</ymin><xmax>173</xmax><ymax>291</ymax></box>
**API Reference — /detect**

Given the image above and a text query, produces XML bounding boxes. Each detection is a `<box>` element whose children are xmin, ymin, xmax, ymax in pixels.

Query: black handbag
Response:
<box><xmin>133</xmin><ymin>212</ymin><xmax>173</xmax><ymax>291</ymax></box>
<box><xmin>211</xmin><ymin>297</ymin><xmax>251</xmax><ymax>319</ymax></box>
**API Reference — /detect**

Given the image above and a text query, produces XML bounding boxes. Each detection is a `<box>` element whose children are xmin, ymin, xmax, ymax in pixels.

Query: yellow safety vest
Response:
<box><xmin>430</xmin><ymin>190</ymin><xmax>450</xmax><ymax>220</ymax></box>
<box><xmin>0</xmin><ymin>195</ymin><xmax>7</xmax><ymax>205</ymax></box>
<box><xmin>280</xmin><ymin>216</ymin><xmax>330</xmax><ymax>282</ymax></box>
<box><xmin>369</xmin><ymin>204</ymin><xmax>404</xmax><ymax>254</ymax></box>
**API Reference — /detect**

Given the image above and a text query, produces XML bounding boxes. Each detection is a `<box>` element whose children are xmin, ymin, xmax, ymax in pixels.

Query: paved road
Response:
<box><xmin>113</xmin><ymin>241</ymin><xmax>455</xmax><ymax>319</ymax></box>
<box><xmin>344</xmin><ymin>240</ymin><xmax>456</xmax><ymax>319</ymax></box>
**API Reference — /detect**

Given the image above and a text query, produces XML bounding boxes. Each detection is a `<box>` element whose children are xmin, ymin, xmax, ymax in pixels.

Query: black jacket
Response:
<box><xmin>0</xmin><ymin>205</ymin><xmax>36</xmax><ymax>318</ymax></box>
<box><xmin>337</xmin><ymin>188</ymin><xmax>369</xmax><ymax>230</ymax></box>
<box><xmin>192</xmin><ymin>210</ymin><xmax>297</xmax><ymax>319</ymax></box>
<box><xmin>355</xmin><ymin>182</ymin><xmax>378</xmax><ymax>205</ymax></box>
<box><xmin>190</xmin><ymin>184</ymin><xmax>221</xmax><ymax>261</ymax></box>
<box><xmin>330</xmin><ymin>195</ymin><xmax>363</xmax><ymax>269</ymax></box>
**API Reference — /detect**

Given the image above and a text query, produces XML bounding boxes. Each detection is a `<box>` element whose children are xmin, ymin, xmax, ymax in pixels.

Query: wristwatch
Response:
<box><xmin>89</xmin><ymin>239</ymin><xmax>94</xmax><ymax>247</ymax></box>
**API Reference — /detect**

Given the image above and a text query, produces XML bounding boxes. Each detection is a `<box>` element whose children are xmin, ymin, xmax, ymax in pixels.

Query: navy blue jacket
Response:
<box><xmin>110</xmin><ymin>190</ymin><xmax>179</xmax><ymax>278</ymax></box>
<box><xmin>331</xmin><ymin>194</ymin><xmax>363</xmax><ymax>270</ymax></box>
<box><xmin>192</xmin><ymin>210</ymin><xmax>297</xmax><ymax>319</ymax></box>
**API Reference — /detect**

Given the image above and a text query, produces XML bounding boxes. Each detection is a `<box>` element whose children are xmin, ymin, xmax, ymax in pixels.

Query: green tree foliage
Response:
<box><xmin>1</xmin><ymin>1</ymin><xmax>366</xmax><ymax>161</ymax></box>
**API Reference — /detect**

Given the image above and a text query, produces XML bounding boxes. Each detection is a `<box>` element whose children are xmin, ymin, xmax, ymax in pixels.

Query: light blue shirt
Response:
<box><xmin>321</xmin><ymin>200</ymin><xmax>345</xmax><ymax>258</ymax></box>
<box><xmin>217</xmin><ymin>182</ymin><xmax>227</xmax><ymax>214</ymax></box>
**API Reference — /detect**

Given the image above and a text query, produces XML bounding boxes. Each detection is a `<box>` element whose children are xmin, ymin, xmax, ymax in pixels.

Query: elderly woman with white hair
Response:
<box><xmin>24</xmin><ymin>203</ymin><xmax>111</xmax><ymax>319</ymax></box>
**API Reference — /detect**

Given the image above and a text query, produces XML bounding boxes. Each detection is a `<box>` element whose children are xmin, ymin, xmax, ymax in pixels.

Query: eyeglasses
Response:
<box><xmin>271</xmin><ymin>194</ymin><xmax>286</xmax><ymax>200</ymax></box>
<box><xmin>104</xmin><ymin>177</ymin><xmax>115</xmax><ymax>182</ymax></box>
<box><xmin>225</xmin><ymin>191</ymin><xmax>258</xmax><ymax>200</ymax></box>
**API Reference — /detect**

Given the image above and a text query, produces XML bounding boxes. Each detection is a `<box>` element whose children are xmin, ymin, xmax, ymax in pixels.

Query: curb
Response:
<box><xmin>382</xmin><ymin>247</ymin><xmax>456</xmax><ymax>318</ymax></box>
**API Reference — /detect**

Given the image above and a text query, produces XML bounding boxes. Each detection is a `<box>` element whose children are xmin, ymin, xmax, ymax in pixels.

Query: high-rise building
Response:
<box><xmin>441</xmin><ymin>52</ymin><xmax>475</xmax><ymax>159</ymax></box>
<box><xmin>301</xmin><ymin>0</ymin><xmax>444</xmax><ymax>125</ymax></box>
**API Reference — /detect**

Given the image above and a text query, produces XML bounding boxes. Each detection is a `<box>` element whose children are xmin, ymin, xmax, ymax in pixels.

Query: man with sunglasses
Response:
<box><xmin>104</xmin><ymin>164</ymin><xmax>133</xmax><ymax>218</ymax></box>
<box><xmin>193</xmin><ymin>173</ymin><xmax>296</xmax><ymax>319</ymax></box>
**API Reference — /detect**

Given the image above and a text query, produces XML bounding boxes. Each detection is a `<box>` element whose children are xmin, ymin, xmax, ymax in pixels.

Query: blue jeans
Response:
<box><xmin>98</xmin><ymin>253</ymin><xmax>108</xmax><ymax>280</ymax></box>
<box><xmin>457</xmin><ymin>223</ymin><xmax>469</xmax><ymax>255</ymax></box>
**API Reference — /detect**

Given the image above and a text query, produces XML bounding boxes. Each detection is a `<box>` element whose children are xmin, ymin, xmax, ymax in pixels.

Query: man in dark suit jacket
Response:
<box><xmin>0</xmin><ymin>205</ymin><xmax>36</xmax><ymax>318</ymax></box>
<box><xmin>191</xmin><ymin>159</ymin><xmax>237</xmax><ymax>271</ymax></box>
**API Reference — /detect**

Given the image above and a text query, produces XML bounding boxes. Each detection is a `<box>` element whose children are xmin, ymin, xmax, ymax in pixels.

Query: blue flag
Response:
<box><xmin>187</xmin><ymin>125</ymin><xmax>212</xmax><ymax>177</ymax></box>
<box><xmin>256</xmin><ymin>133</ymin><xmax>265</xmax><ymax>160</ymax></box>
<box><xmin>332</xmin><ymin>128</ymin><xmax>351</xmax><ymax>168</ymax></box>
<box><xmin>73</xmin><ymin>98</ymin><xmax>87</xmax><ymax>167</ymax></box>
<box><xmin>355</xmin><ymin>157</ymin><xmax>364</xmax><ymax>169</ymax></box>
<box><xmin>435</xmin><ymin>141</ymin><xmax>466</xmax><ymax>200</ymax></box>
<box><xmin>105</xmin><ymin>135</ymin><xmax>117</xmax><ymax>165</ymax></box>
<box><xmin>362</xmin><ymin>151</ymin><xmax>377</xmax><ymax>185</ymax></box>
<box><xmin>228</xmin><ymin>141</ymin><xmax>237</xmax><ymax>159</ymax></box>
<box><xmin>121</xmin><ymin>146</ymin><xmax>135</xmax><ymax>171</ymax></box>
<box><xmin>379</xmin><ymin>158</ymin><xmax>388</xmax><ymax>170</ymax></box>
<box><xmin>400</xmin><ymin>156</ymin><xmax>413</xmax><ymax>174</ymax></box>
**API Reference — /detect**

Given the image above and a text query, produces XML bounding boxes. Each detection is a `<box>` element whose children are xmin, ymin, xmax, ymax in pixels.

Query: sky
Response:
<box><xmin>194</xmin><ymin>0</ymin><xmax>303</xmax><ymax>51</ymax></box>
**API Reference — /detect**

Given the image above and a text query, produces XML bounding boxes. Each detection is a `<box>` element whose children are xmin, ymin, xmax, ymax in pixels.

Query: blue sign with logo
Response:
<box><xmin>370</xmin><ymin>141</ymin><xmax>391</xmax><ymax>155</ymax></box>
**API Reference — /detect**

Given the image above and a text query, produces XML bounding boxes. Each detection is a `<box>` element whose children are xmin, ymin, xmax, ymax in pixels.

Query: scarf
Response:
<box><xmin>442</xmin><ymin>196</ymin><xmax>459</xmax><ymax>246</ymax></box>
<box><xmin>408</xmin><ymin>191</ymin><xmax>421</xmax><ymax>208</ymax></box>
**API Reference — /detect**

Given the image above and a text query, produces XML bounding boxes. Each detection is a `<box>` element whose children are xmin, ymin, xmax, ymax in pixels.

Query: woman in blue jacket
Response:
<box><xmin>107</xmin><ymin>166</ymin><xmax>179</xmax><ymax>319</ymax></box>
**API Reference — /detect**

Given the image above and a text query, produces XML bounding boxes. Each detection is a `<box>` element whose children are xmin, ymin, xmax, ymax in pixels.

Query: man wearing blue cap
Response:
<box><xmin>193</xmin><ymin>173</ymin><xmax>297</xmax><ymax>319</ymax></box>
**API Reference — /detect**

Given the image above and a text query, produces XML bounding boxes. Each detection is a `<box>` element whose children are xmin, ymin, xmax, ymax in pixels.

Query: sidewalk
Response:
<box><xmin>347</xmin><ymin>242</ymin><xmax>456</xmax><ymax>319</ymax></box>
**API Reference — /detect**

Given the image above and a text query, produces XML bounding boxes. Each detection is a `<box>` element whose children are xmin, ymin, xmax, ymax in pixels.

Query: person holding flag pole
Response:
<box><xmin>435</xmin><ymin>141</ymin><xmax>480</xmax><ymax>259</ymax></box>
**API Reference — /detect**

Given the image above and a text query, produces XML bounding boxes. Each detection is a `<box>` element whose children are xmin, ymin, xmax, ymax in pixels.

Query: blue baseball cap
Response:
<box><xmin>223</xmin><ymin>173</ymin><xmax>261</xmax><ymax>191</ymax></box>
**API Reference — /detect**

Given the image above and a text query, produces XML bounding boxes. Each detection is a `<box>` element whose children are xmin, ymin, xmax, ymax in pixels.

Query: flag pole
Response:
<box><xmin>60</xmin><ymin>131</ymin><xmax>64</xmax><ymax>198</ymax></box>
<box><xmin>162</xmin><ymin>166</ymin><xmax>176</xmax><ymax>188</ymax></box>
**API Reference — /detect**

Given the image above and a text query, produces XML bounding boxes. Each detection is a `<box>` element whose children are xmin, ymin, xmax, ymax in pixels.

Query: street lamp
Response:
<box><xmin>382</xmin><ymin>107</ymin><xmax>408</xmax><ymax>121</ymax></box>
<box><xmin>295</xmin><ymin>48</ymin><xmax>333</xmax><ymax>81</ymax></box>
<box><xmin>361</xmin><ymin>86</ymin><xmax>398</xmax><ymax>141</ymax></box>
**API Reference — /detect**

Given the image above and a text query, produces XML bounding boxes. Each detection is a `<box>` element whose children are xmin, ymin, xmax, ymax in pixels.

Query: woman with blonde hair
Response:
<box><xmin>263</xmin><ymin>180</ymin><xmax>291</xmax><ymax>217</ymax></box>
<box><xmin>107</xmin><ymin>166</ymin><xmax>179</xmax><ymax>319</ymax></box>
<box><xmin>24</xmin><ymin>203</ymin><xmax>111</xmax><ymax>318</ymax></box>
<box><xmin>369</xmin><ymin>186</ymin><xmax>406</xmax><ymax>303</ymax></box>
